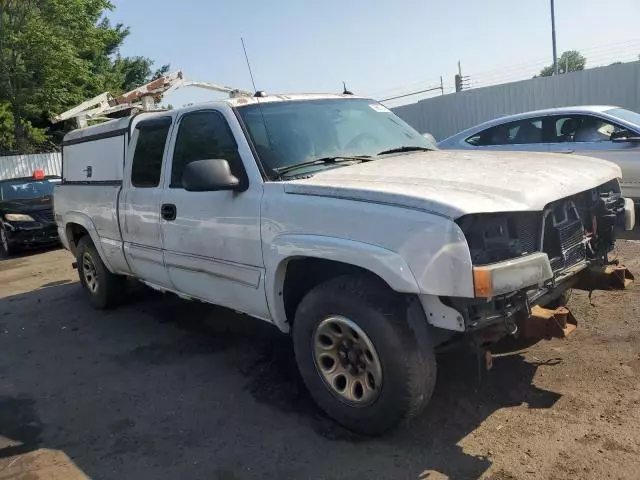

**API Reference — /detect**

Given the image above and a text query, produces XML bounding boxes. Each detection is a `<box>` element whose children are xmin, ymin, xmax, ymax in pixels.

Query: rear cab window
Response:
<box><xmin>131</xmin><ymin>117</ymin><xmax>172</xmax><ymax>188</ymax></box>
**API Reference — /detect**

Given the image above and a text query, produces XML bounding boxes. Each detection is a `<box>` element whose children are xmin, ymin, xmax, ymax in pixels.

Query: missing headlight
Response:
<box><xmin>456</xmin><ymin>212</ymin><xmax>541</xmax><ymax>265</ymax></box>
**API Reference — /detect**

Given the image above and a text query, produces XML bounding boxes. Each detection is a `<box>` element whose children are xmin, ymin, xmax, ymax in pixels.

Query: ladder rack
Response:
<box><xmin>51</xmin><ymin>70</ymin><xmax>252</xmax><ymax>128</ymax></box>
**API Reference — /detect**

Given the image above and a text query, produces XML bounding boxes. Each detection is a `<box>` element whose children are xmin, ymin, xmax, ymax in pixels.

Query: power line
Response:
<box><xmin>370</xmin><ymin>37</ymin><xmax>640</xmax><ymax>105</ymax></box>
<box><xmin>379</xmin><ymin>84</ymin><xmax>443</xmax><ymax>102</ymax></box>
<box><xmin>468</xmin><ymin>39</ymin><xmax>640</xmax><ymax>81</ymax></box>
<box><xmin>367</xmin><ymin>75</ymin><xmax>445</xmax><ymax>98</ymax></box>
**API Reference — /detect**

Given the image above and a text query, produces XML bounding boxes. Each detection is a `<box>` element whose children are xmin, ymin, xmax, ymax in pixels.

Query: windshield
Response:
<box><xmin>237</xmin><ymin>98</ymin><xmax>435</xmax><ymax>176</ymax></box>
<box><xmin>0</xmin><ymin>179</ymin><xmax>57</xmax><ymax>201</ymax></box>
<box><xmin>606</xmin><ymin>107</ymin><xmax>640</xmax><ymax>127</ymax></box>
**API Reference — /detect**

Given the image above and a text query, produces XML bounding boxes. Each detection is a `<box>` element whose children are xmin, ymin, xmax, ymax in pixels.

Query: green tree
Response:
<box><xmin>539</xmin><ymin>50</ymin><xmax>586</xmax><ymax>77</ymax></box>
<box><xmin>0</xmin><ymin>0</ymin><xmax>168</xmax><ymax>154</ymax></box>
<box><xmin>0</xmin><ymin>102</ymin><xmax>15</xmax><ymax>151</ymax></box>
<box><xmin>113</xmin><ymin>56</ymin><xmax>170</xmax><ymax>93</ymax></box>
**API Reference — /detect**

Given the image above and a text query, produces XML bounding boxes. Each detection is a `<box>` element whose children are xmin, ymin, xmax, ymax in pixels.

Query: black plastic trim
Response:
<box><xmin>62</xmin><ymin>128</ymin><xmax>128</xmax><ymax>146</ymax></box>
<box><xmin>61</xmin><ymin>180</ymin><xmax>122</xmax><ymax>186</ymax></box>
<box><xmin>136</xmin><ymin>116</ymin><xmax>173</xmax><ymax>130</ymax></box>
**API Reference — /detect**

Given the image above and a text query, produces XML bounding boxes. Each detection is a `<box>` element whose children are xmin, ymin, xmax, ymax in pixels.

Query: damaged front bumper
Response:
<box><xmin>470</xmin><ymin>194</ymin><xmax>635</xmax><ymax>300</ymax></box>
<box><xmin>463</xmin><ymin>191</ymin><xmax>636</xmax><ymax>334</ymax></box>
<box><xmin>426</xmin><ymin>190</ymin><xmax>635</xmax><ymax>349</ymax></box>
<box><xmin>514</xmin><ymin>263</ymin><xmax>634</xmax><ymax>342</ymax></box>
<box><xmin>466</xmin><ymin>262</ymin><xmax>634</xmax><ymax>348</ymax></box>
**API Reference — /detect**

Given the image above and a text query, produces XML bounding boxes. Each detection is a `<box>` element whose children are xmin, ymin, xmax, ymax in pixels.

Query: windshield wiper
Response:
<box><xmin>274</xmin><ymin>156</ymin><xmax>372</xmax><ymax>176</ymax></box>
<box><xmin>377</xmin><ymin>146</ymin><xmax>433</xmax><ymax>155</ymax></box>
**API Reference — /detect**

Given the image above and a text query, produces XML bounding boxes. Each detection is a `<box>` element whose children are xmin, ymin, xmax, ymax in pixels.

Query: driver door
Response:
<box><xmin>159</xmin><ymin>108</ymin><xmax>268</xmax><ymax>319</ymax></box>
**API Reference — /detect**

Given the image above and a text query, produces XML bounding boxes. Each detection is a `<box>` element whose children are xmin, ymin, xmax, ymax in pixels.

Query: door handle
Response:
<box><xmin>554</xmin><ymin>149</ymin><xmax>574</xmax><ymax>154</ymax></box>
<box><xmin>161</xmin><ymin>203</ymin><xmax>177</xmax><ymax>221</ymax></box>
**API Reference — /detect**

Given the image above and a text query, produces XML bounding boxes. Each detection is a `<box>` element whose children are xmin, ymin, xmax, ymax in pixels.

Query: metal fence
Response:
<box><xmin>0</xmin><ymin>152</ymin><xmax>62</xmax><ymax>180</ymax></box>
<box><xmin>392</xmin><ymin>61</ymin><xmax>640</xmax><ymax>141</ymax></box>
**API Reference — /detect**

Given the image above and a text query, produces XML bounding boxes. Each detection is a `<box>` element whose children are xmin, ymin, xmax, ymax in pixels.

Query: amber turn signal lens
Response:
<box><xmin>473</xmin><ymin>267</ymin><xmax>493</xmax><ymax>297</ymax></box>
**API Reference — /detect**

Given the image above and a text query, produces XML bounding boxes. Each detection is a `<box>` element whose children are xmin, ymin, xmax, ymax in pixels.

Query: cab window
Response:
<box><xmin>170</xmin><ymin>111</ymin><xmax>241</xmax><ymax>188</ymax></box>
<box><xmin>131</xmin><ymin>118</ymin><xmax>171</xmax><ymax>188</ymax></box>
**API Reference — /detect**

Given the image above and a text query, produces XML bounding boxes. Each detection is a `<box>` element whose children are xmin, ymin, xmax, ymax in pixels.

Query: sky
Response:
<box><xmin>108</xmin><ymin>0</ymin><xmax>640</xmax><ymax>108</ymax></box>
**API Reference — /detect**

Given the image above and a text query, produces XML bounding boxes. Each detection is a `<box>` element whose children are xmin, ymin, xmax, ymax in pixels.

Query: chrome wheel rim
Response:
<box><xmin>313</xmin><ymin>315</ymin><xmax>383</xmax><ymax>406</ymax></box>
<box><xmin>82</xmin><ymin>252</ymin><xmax>99</xmax><ymax>293</ymax></box>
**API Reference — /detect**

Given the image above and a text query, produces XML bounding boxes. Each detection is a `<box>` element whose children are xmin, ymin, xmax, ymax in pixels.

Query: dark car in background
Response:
<box><xmin>0</xmin><ymin>171</ymin><xmax>60</xmax><ymax>257</ymax></box>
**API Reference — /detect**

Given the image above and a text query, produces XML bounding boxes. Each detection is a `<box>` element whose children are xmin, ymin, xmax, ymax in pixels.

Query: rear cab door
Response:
<box><xmin>120</xmin><ymin>115</ymin><xmax>174</xmax><ymax>288</ymax></box>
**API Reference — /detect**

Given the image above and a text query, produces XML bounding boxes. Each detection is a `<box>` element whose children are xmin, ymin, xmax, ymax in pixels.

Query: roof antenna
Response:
<box><xmin>242</xmin><ymin>37</ymin><xmax>265</xmax><ymax>97</ymax></box>
<box><xmin>342</xmin><ymin>81</ymin><xmax>353</xmax><ymax>95</ymax></box>
<box><xmin>241</xmin><ymin>37</ymin><xmax>277</xmax><ymax>179</ymax></box>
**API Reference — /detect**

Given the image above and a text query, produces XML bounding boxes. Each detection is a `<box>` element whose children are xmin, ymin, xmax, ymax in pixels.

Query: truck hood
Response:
<box><xmin>283</xmin><ymin>150</ymin><xmax>622</xmax><ymax>218</ymax></box>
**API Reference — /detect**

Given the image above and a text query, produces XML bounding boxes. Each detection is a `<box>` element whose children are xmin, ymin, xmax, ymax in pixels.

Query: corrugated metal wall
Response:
<box><xmin>392</xmin><ymin>61</ymin><xmax>640</xmax><ymax>141</ymax></box>
<box><xmin>0</xmin><ymin>152</ymin><xmax>62</xmax><ymax>180</ymax></box>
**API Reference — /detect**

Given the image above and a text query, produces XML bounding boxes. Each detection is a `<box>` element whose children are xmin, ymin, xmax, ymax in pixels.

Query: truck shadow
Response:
<box><xmin>0</xmin><ymin>282</ymin><xmax>562</xmax><ymax>480</ymax></box>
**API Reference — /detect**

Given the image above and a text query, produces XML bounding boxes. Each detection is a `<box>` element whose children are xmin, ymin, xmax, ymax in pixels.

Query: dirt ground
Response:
<box><xmin>1</xmin><ymin>241</ymin><xmax>640</xmax><ymax>480</ymax></box>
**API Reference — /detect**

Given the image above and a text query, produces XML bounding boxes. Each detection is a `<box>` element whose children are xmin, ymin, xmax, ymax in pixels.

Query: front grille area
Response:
<box><xmin>457</xmin><ymin>193</ymin><xmax>594</xmax><ymax>272</ymax></box>
<box><xmin>543</xmin><ymin>200</ymin><xmax>587</xmax><ymax>273</ymax></box>
<box><xmin>514</xmin><ymin>215</ymin><xmax>539</xmax><ymax>254</ymax></box>
<box><xmin>548</xmin><ymin>219</ymin><xmax>586</xmax><ymax>271</ymax></box>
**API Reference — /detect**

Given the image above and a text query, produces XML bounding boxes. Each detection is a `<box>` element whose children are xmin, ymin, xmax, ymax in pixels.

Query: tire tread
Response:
<box><xmin>293</xmin><ymin>273</ymin><xmax>436</xmax><ymax>435</ymax></box>
<box><xmin>76</xmin><ymin>236</ymin><xmax>125</xmax><ymax>309</ymax></box>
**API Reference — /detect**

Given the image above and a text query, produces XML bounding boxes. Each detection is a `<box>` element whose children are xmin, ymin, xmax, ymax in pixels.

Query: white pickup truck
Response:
<box><xmin>54</xmin><ymin>93</ymin><xmax>635</xmax><ymax>435</ymax></box>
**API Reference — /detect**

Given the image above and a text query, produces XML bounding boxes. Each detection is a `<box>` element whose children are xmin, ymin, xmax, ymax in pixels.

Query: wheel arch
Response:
<box><xmin>265</xmin><ymin>234</ymin><xmax>420</xmax><ymax>332</ymax></box>
<box><xmin>62</xmin><ymin>213</ymin><xmax>115</xmax><ymax>272</ymax></box>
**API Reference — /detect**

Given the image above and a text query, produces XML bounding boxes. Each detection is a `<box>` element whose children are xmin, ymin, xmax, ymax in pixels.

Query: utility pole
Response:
<box><xmin>550</xmin><ymin>0</ymin><xmax>558</xmax><ymax>75</ymax></box>
<box><xmin>455</xmin><ymin>61</ymin><xmax>462</xmax><ymax>92</ymax></box>
<box><xmin>454</xmin><ymin>61</ymin><xmax>469</xmax><ymax>92</ymax></box>
<box><xmin>440</xmin><ymin>76</ymin><xmax>444</xmax><ymax>95</ymax></box>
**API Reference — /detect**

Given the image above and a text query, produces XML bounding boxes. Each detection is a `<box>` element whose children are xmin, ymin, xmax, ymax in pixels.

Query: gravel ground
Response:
<box><xmin>0</xmin><ymin>240</ymin><xmax>639</xmax><ymax>480</ymax></box>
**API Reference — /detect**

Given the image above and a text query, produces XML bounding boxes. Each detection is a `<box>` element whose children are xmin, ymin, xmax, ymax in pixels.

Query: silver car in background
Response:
<box><xmin>437</xmin><ymin>106</ymin><xmax>640</xmax><ymax>202</ymax></box>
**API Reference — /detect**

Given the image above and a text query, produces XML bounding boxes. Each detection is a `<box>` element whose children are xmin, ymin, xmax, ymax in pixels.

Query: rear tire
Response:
<box><xmin>76</xmin><ymin>236</ymin><xmax>125</xmax><ymax>309</ymax></box>
<box><xmin>292</xmin><ymin>274</ymin><xmax>436</xmax><ymax>436</ymax></box>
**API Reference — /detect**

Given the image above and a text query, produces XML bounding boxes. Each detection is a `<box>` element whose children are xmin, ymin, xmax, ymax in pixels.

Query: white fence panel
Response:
<box><xmin>0</xmin><ymin>152</ymin><xmax>62</xmax><ymax>180</ymax></box>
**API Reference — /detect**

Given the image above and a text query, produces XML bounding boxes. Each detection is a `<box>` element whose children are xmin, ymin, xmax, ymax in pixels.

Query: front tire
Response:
<box><xmin>76</xmin><ymin>236</ymin><xmax>125</xmax><ymax>309</ymax></box>
<box><xmin>292</xmin><ymin>274</ymin><xmax>436</xmax><ymax>436</ymax></box>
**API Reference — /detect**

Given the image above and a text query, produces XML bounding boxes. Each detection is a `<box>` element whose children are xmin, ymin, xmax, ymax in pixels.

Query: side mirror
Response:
<box><xmin>182</xmin><ymin>159</ymin><xmax>240</xmax><ymax>192</ymax></box>
<box><xmin>611</xmin><ymin>129</ymin><xmax>640</xmax><ymax>143</ymax></box>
